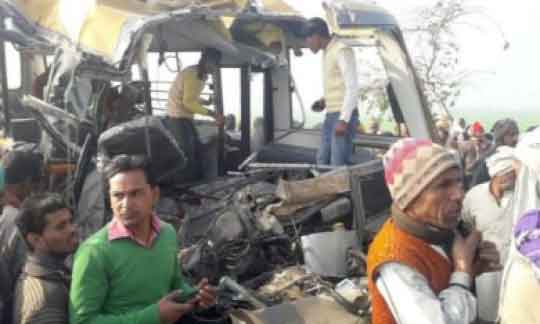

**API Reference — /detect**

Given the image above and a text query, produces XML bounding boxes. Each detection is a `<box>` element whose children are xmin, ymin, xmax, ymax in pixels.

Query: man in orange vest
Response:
<box><xmin>367</xmin><ymin>138</ymin><xmax>501</xmax><ymax>324</ymax></box>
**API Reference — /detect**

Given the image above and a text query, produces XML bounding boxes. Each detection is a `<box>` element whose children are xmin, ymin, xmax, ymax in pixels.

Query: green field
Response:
<box><xmin>299</xmin><ymin>107</ymin><xmax>538</xmax><ymax>134</ymax></box>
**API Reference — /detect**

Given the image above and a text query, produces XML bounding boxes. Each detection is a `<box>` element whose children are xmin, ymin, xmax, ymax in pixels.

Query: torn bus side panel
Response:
<box><xmin>0</xmin><ymin>3</ymin><xmax>441</xmax><ymax>322</ymax></box>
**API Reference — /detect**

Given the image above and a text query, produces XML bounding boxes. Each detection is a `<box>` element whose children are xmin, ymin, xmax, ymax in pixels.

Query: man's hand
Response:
<box><xmin>208</xmin><ymin>110</ymin><xmax>225</xmax><ymax>127</ymax></box>
<box><xmin>473</xmin><ymin>240</ymin><xmax>502</xmax><ymax>275</ymax></box>
<box><xmin>452</xmin><ymin>230</ymin><xmax>481</xmax><ymax>277</ymax></box>
<box><xmin>213</xmin><ymin>113</ymin><xmax>225</xmax><ymax>128</ymax></box>
<box><xmin>158</xmin><ymin>291</ymin><xmax>196</xmax><ymax>324</ymax></box>
<box><xmin>196</xmin><ymin>278</ymin><xmax>217</xmax><ymax>309</ymax></box>
<box><xmin>335</xmin><ymin>120</ymin><xmax>348</xmax><ymax>136</ymax></box>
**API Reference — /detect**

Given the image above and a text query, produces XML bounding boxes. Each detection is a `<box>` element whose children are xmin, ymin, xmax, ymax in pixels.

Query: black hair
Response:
<box><xmin>302</xmin><ymin>17</ymin><xmax>331</xmax><ymax>38</ymax></box>
<box><xmin>102</xmin><ymin>154</ymin><xmax>155</xmax><ymax>187</ymax></box>
<box><xmin>3</xmin><ymin>145</ymin><xmax>43</xmax><ymax>185</ymax></box>
<box><xmin>492</xmin><ymin>118</ymin><xmax>519</xmax><ymax>145</ymax></box>
<box><xmin>16</xmin><ymin>193</ymin><xmax>70</xmax><ymax>250</ymax></box>
<box><xmin>198</xmin><ymin>48</ymin><xmax>222</xmax><ymax>79</ymax></box>
<box><xmin>201</xmin><ymin>48</ymin><xmax>222</xmax><ymax>63</ymax></box>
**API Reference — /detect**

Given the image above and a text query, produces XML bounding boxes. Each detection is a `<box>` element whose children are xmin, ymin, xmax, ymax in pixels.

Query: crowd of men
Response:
<box><xmin>2</xmin><ymin>120</ymin><xmax>535</xmax><ymax>324</ymax></box>
<box><xmin>1</xmin><ymin>14</ymin><xmax>539</xmax><ymax>324</ymax></box>
<box><xmin>368</xmin><ymin>119</ymin><xmax>540</xmax><ymax>324</ymax></box>
<box><xmin>0</xmin><ymin>152</ymin><xmax>216</xmax><ymax>324</ymax></box>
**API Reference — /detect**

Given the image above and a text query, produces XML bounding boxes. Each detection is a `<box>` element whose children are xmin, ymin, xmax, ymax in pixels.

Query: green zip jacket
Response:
<box><xmin>69</xmin><ymin>220</ymin><xmax>196</xmax><ymax>324</ymax></box>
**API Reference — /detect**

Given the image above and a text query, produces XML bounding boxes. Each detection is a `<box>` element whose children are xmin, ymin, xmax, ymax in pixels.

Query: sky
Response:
<box><xmin>287</xmin><ymin>0</ymin><xmax>540</xmax><ymax>115</ymax></box>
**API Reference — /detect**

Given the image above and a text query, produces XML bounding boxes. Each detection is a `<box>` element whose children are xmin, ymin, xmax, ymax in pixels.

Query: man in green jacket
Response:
<box><xmin>69</xmin><ymin>155</ymin><xmax>216</xmax><ymax>324</ymax></box>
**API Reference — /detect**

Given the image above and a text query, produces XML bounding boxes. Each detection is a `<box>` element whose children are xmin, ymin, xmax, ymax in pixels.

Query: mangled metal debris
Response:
<box><xmin>0</xmin><ymin>0</ymin><xmax>440</xmax><ymax>322</ymax></box>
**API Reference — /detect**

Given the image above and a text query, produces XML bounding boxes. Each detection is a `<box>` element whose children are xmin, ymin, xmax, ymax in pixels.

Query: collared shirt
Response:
<box><xmin>108</xmin><ymin>214</ymin><xmax>161</xmax><ymax>248</ymax></box>
<box><xmin>376</xmin><ymin>245</ymin><xmax>477</xmax><ymax>324</ymax></box>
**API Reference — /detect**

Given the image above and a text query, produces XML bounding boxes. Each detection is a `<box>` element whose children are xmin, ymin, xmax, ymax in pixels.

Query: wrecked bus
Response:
<box><xmin>0</xmin><ymin>0</ymin><xmax>438</xmax><ymax>322</ymax></box>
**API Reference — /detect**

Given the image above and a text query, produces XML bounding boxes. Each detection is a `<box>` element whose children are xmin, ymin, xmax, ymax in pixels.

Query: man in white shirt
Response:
<box><xmin>367</xmin><ymin>138</ymin><xmax>501</xmax><ymax>324</ymax></box>
<box><xmin>303</xmin><ymin>18</ymin><xmax>359</xmax><ymax>166</ymax></box>
<box><xmin>461</xmin><ymin>146</ymin><xmax>518</xmax><ymax>323</ymax></box>
<box><xmin>462</xmin><ymin>146</ymin><xmax>517</xmax><ymax>261</ymax></box>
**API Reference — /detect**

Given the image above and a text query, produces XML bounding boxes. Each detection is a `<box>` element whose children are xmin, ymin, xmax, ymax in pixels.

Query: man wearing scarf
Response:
<box><xmin>367</xmin><ymin>138</ymin><xmax>501</xmax><ymax>324</ymax></box>
<box><xmin>461</xmin><ymin>146</ymin><xmax>518</xmax><ymax>323</ymax></box>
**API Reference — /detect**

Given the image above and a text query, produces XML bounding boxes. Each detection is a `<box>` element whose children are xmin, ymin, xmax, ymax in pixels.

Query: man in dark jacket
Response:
<box><xmin>0</xmin><ymin>145</ymin><xmax>43</xmax><ymax>323</ymax></box>
<box><xmin>12</xmin><ymin>193</ymin><xmax>79</xmax><ymax>324</ymax></box>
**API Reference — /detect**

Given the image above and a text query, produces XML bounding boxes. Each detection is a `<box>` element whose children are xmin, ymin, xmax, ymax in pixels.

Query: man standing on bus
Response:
<box><xmin>303</xmin><ymin>18</ymin><xmax>360</xmax><ymax>166</ymax></box>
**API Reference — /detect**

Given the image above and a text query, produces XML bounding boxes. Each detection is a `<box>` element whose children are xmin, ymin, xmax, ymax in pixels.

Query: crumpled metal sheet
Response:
<box><xmin>301</xmin><ymin>231</ymin><xmax>360</xmax><ymax>278</ymax></box>
<box><xmin>9</xmin><ymin>0</ymin><xmax>301</xmax><ymax>65</ymax></box>
<box><xmin>257</xmin><ymin>266</ymin><xmax>308</xmax><ymax>301</ymax></box>
<box><xmin>230</xmin><ymin>297</ymin><xmax>367</xmax><ymax>324</ymax></box>
<box><xmin>275</xmin><ymin>172</ymin><xmax>350</xmax><ymax>205</ymax></box>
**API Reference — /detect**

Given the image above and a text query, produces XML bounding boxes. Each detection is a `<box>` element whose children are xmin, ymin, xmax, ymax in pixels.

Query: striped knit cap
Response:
<box><xmin>383</xmin><ymin>138</ymin><xmax>460</xmax><ymax>210</ymax></box>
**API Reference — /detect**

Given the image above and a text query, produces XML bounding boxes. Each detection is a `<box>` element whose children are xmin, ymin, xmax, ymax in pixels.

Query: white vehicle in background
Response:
<box><xmin>0</xmin><ymin>1</ymin><xmax>438</xmax><ymax>323</ymax></box>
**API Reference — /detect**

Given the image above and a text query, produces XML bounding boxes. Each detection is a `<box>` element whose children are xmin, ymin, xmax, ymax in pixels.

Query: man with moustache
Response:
<box><xmin>462</xmin><ymin>146</ymin><xmax>518</xmax><ymax>263</ymax></box>
<box><xmin>69</xmin><ymin>155</ymin><xmax>216</xmax><ymax>324</ymax></box>
<box><xmin>367</xmin><ymin>138</ymin><xmax>501</xmax><ymax>324</ymax></box>
<box><xmin>13</xmin><ymin>193</ymin><xmax>79</xmax><ymax>324</ymax></box>
<box><xmin>461</xmin><ymin>146</ymin><xmax>518</xmax><ymax>323</ymax></box>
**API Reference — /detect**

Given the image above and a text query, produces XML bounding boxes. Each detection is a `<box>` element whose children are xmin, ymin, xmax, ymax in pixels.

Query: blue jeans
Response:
<box><xmin>317</xmin><ymin>110</ymin><xmax>359</xmax><ymax>166</ymax></box>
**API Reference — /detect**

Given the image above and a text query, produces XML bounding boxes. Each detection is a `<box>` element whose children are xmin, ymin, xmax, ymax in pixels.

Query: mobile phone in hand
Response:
<box><xmin>174</xmin><ymin>287</ymin><xmax>198</xmax><ymax>303</ymax></box>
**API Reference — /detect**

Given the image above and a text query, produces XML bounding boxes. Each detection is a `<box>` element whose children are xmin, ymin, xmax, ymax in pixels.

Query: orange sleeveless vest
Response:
<box><xmin>367</xmin><ymin>219</ymin><xmax>452</xmax><ymax>324</ymax></box>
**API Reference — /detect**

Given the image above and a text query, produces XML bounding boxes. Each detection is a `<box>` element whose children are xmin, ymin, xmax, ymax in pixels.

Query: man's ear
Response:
<box><xmin>26</xmin><ymin>232</ymin><xmax>42</xmax><ymax>251</ymax></box>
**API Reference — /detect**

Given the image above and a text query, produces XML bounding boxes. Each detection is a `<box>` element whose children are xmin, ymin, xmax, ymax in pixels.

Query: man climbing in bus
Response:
<box><xmin>167</xmin><ymin>48</ymin><xmax>225</xmax><ymax>181</ymax></box>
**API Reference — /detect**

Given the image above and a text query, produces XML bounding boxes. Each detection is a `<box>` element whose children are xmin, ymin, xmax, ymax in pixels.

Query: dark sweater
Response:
<box><xmin>13</xmin><ymin>254</ymin><xmax>71</xmax><ymax>324</ymax></box>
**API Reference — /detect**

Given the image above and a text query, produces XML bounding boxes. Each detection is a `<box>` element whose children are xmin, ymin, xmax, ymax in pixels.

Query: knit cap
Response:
<box><xmin>383</xmin><ymin>138</ymin><xmax>460</xmax><ymax>210</ymax></box>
